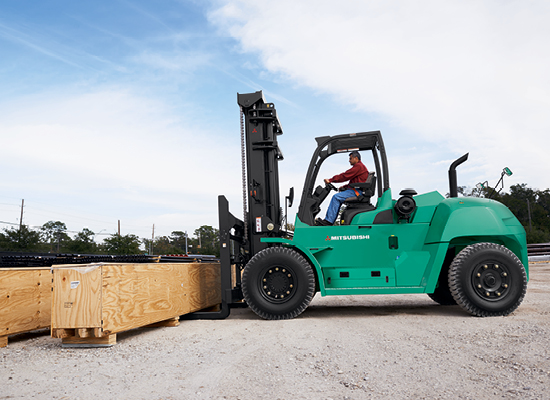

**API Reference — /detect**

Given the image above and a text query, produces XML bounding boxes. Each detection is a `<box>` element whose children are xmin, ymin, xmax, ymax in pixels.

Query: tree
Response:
<box><xmin>103</xmin><ymin>234</ymin><xmax>142</xmax><ymax>255</ymax></box>
<box><xmin>152</xmin><ymin>236</ymin><xmax>179</xmax><ymax>255</ymax></box>
<box><xmin>456</xmin><ymin>185</ymin><xmax>495</xmax><ymax>198</ymax></box>
<box><xmin>193</xmin><ymin>225</ymin><xmax>219</xmax><ymax>257</ymax></box>
<box><xmin>41</xmin><ymin>221</ymin><xmax>70</xmax><ymax>252</ymax></box>
<box><xmin>169</xmin><ymin>231</ymin><xmax>188</xmax><ymax>253</ymax></box>
<box><xmin>499</xmin><ymin>184</ymin><xmax>550</xmax><ymax>244</ymax></box>
<box><xmin>67</xmin><ymin>228</ymin><xmax>97</xmax><ymax>254</ymax></box>
<box><xmin>0</xmin><ymin>225</ymin><xmax>42</xmax><ymax>251</ymax></box>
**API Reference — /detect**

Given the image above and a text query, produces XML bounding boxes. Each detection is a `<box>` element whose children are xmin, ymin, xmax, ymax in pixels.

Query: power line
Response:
<box><xmin>0</xmin><ymin>220</ymin><xmax>114</xmax><ymax>236</ymax></box>
<box><xmin>0</xmin><ymin>220</ymin><xmax>19</xmax><ymax>226</ymax></box>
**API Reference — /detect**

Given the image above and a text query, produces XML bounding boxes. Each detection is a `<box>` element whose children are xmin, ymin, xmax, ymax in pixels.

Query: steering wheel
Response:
<box><xmin>326</xmin><ymin>182</ymin><xmax>337</xmax><ymax>192</ymax></box>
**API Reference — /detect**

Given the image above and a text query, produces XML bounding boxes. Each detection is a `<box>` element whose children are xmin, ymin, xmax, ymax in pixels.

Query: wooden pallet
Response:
<box><xmin>51</xmin><ymin>262</ymin><xmax>220</xmax><ymax>347</ymax></box>
<box><xmin>0</xmin><ymin>267</ymin><xmax>52</xmax><ymax>348</ymax></box>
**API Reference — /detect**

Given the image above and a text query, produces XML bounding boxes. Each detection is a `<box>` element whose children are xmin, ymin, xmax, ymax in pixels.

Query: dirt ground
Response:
<box><xmin>1</xmin><ymin>263</ymin><xmax>549</xmax><ymax>400</ymax></box>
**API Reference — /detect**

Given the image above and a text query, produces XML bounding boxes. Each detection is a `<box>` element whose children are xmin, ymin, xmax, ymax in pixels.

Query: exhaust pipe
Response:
<box><xmin>448</xmin><ymin>153</ymin><xmax>469</xmax><ymax>198</ymax></box>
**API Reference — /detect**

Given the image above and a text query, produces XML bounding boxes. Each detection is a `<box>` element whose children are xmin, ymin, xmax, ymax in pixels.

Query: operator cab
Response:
<box><xmin>297</xmin><ymin>131</ymin><xmax>390</xmax><ymax>226</ymax></box>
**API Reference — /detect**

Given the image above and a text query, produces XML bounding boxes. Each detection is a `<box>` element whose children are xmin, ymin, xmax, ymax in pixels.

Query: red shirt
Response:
<box><xmin>329</xmin><ymin>160</ymin><xmax>369</xmax><ymax>188</ymax></box>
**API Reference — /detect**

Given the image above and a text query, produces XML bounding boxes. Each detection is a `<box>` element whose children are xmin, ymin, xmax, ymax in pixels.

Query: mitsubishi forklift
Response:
<box><xmin>206</xmin><ymin>91</ymin><xmax>528</xmax><ymax>320</ymax></box>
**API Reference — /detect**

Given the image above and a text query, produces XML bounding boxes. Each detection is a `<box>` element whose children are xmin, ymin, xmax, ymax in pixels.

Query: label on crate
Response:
<box><xmin>70</xmin><ymin>281</ymin><xmax>80</xmax><ymax>289</ymax></box>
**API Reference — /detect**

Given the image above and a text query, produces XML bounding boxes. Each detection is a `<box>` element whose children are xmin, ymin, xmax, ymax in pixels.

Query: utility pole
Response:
<box><xmin>19</xmin><ymin>199</ymin><xmax>24</xmax><ymax>231</ymax></box>
<box><xmin>185</xmin><ymin>231</ymin><xmax>188</xmax><ymax>256</ymax></box>
<box><xmin>118</xmin><ymin>220</ymin><xmax>121</xmax><ymax>236</ymax></box>
<box><xmin>150</xmin><ymin>224</ymin><xmax>155</xmax><ymax>255</ymax></box>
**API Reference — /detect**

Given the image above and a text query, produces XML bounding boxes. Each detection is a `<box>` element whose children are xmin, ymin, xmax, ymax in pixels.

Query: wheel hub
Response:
<box><xmin>472</xmin><ymin>263</ymin><xmax>510</xmax><ymax>301</ymax></box>
<box><xmin>260</xmin><ymin>266</ymin><xmax>295</xmax><ymax>303</ymax></box>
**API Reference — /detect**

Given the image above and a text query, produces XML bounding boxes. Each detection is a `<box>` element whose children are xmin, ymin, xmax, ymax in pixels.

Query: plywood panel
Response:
<box><xmin>51</xmin><ymin>264</ymin><xmax>102</xmax><ymax>330</ymax></box>
<box><xmin>51</xmin><ymin>262</ymin><xmax>221</xmax><ymax>345</ymax></box>
<box><xmin>102</xmin><ymin>263</ymin><xmax>189</xmax><ymax>334</ymax></box>
<box><xmin>0</xmin><ymin>268</ymin><xmax>51</xmax><ymax>347</ymax></box>
<box><xmin>187</xmin><ymin>263</ymin><xmax>222</xmax><ymax>313</ymax></box>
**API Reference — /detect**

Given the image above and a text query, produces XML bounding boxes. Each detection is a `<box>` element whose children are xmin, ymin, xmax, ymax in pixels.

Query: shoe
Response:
<box><xmin>315</xmin><ymin>218</ymin><xmax>333</xmax><ymax>226</ymax></box>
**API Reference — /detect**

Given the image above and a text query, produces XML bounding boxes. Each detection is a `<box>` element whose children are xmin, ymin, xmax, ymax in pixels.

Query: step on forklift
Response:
<box><xmin>195</xmin><ymin>91</ymin><xmax>528</xmax><ymax>320</ymax></box>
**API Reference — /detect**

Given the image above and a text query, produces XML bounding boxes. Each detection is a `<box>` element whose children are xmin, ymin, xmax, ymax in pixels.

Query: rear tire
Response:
<box><xmin>449</xmin><ymin>242</ymin><xmax>527</xmax><ymax>317</ymax></box>
<box><xmin>242</xmin><ymin>247</ymin><xmax>316</xmax><ymax>320</ymax></box>
<box><xmin>428</xmin><ymin>281</ymin><xmax>456</xmax><ymax>306</ymax></box>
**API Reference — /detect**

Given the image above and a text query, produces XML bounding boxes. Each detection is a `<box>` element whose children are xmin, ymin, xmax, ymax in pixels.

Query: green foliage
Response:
<box><xmin>0</xmin><ymin>225</ymin><xmax>42</xmax><ymax>251</ymax></box>
<box><xmin>169</xmin><ymin>231</ymin><xmax>187</xmax><ymax>252</ymax></box>
<box><xmin>144</xmin><ymin>227</ymin><xmax>220</xmax><ymax>257</ymax></box>
<box><xmin>144</xmin><ymin>235</ymin><xmax>180</xmax><ymax>255</ymax></box>
<box><xmin>499</xmin><ymin>184</ymin><xmax>550</xmax><ymax>243</ymax></box>
<box><xmin>193</xmin><ymin>225</ymin><xmax>220</xmax><ymax>257</ymax></box>
<box><xmin>103</xmin><ymin>234</ymin><xmax>142</xmax><ymax>255</ymax></box>
<box><xmin>66</xmin><ymin>228</ymin><xmax>98</xmax><ymax>254</ymax></box>
<box><xmin>1</xmin><ymin>220</ymin><xmax>221</xmax><ymax>256</ymax></box>
<box><xmin>41</xmin><ymin>221</ymin><xmax>71</xmax><ymax>252</ymax></box>
<box><xmin>526</xmin><ymin>229</ymin><xmax>550</xmax><ymax>245</ymax></box>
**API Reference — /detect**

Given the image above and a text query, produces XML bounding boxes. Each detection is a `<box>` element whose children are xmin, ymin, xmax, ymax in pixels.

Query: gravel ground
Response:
<box><xmin>1</xmin><ymin>262</ymin><xmax>549</xmax><ymax>400</ymax></box>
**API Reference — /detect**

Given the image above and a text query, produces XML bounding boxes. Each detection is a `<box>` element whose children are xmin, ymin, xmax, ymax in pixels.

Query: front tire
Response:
<box><xmin>449</xmin><ymin>243</ymin><xmax>527</xmax><ymax>317</ymax></box>
<box><xmin>242</xmin><ymin>247</ymin><xmax>316</xmax><ymax>320</ymax></box>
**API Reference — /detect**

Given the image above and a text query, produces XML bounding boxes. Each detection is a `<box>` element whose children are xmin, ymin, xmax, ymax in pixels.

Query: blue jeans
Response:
<box><xmin>325</xmin><ymin>189</ymin><xmax>358</xmax><ymax>223</ymax></box>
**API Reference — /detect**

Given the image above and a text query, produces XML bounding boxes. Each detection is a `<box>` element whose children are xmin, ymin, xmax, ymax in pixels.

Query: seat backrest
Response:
<box><xmin>350</xmin><ymin>172</ymin><xmax>376</xmax><ymax>197</ymax></box>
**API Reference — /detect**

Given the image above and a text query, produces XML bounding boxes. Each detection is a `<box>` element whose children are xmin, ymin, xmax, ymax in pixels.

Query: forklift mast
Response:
<box><xmin>237</xmin><ymin>91</ymin><xmax>285</xmax><ymax>254</ymax></box>
<box><xmin>211</xmin><ymin>91</ymin><xmax>285</xmax><ymax>317</ymax></box>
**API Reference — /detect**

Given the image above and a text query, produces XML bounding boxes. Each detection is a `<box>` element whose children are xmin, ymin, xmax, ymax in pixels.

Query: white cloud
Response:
<box><xmin>210</xmin><ymin>0</ymin><xmax>550</xmax><ymax>193</ymax></box>
<box><xmin>0</xmin><ymin>88</ymin><xmax>242</xmax><ymax>237</ymax></box>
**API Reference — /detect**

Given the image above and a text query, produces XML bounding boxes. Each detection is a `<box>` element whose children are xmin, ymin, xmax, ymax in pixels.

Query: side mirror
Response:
<box><xmin>489</xmin><ymin>167</ymin><xmax>513</xmax><ymax>199</ymax></box>
<box><xmin>286</xmin><ymin>187</ymin><xmax>294</xmax><ymax>208</ymax></box>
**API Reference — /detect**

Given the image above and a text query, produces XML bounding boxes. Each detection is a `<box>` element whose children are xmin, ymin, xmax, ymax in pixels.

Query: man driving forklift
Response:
<box><xmin>315</xmin><ymin>150</ymin><xmax>369</xmax><ymax>226</ymax></box>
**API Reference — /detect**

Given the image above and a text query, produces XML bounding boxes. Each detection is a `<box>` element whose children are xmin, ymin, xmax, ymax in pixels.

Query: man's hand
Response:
<box><xmin>324</xmin><ymin>178</ymin><xmax>331</xmax><ymax>184</ymax></box>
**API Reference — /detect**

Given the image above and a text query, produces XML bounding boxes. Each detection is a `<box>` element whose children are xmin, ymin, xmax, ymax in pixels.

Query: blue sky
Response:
<box><xmin>1</xmin><ymin>0</ymin><xmax>548</xmax><ymax>243</ymax></box>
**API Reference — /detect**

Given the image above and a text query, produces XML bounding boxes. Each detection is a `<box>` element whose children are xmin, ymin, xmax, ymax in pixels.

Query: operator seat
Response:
<box><xmin>340</xmin><ymin>172</ymin><xmax>377</xmax><ymax>225</ymax></box>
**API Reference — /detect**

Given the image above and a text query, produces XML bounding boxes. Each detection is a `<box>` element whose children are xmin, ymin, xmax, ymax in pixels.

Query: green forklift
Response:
<box><xmin>211</xmin><ymin>91</ymin><xmax>527</xmax><ymax>320</ymax></box>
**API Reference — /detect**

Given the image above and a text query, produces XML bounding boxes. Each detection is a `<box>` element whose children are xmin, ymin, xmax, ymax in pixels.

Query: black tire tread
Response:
<box><xmin>448</xmin><ymin>242</ymin><xmax>527</xmax><ymax>317</ymax></box>
<box><xmin>428</xmin><ymin>249</ymin><xmax>457</xmax><ymax>306</ymax></box>
<box><xmin>242</xmin><ymin>247</ymin><xmax>316</xmax><ymax>320</ymax></box>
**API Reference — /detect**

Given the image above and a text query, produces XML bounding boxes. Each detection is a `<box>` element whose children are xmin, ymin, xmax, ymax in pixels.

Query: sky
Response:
<box><xmin>0</xmin><ymin>0</ymin><xmax>548</xmax><ymax>244</ymax></box>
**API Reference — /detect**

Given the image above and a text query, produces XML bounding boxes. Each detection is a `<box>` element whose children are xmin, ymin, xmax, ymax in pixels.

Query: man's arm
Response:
<box><xmin>327</xmin><ymin>163</ymin><xmax>361</xmax><ymax>184</ymax></box>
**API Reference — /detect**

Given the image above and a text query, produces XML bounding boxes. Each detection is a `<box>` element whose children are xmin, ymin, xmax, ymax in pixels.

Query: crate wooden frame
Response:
<box><xmin>1</xmin><ymin>267</ymin><xmax>51</xmax><ymax>348</ymax></box>
<box><xmin>51</xmin><ymin>262</ymin><xmax>220</xmax><ymax>346</ymax></box>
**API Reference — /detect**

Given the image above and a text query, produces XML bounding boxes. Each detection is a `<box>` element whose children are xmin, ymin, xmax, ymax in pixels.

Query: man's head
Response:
<box><xmin>349</xmin><ymin>151</ymin><xmax>361</xmax><ymax>165</ymax></box>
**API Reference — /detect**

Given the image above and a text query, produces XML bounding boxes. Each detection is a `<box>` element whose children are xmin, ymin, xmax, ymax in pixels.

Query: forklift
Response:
<box><xmin>201</xmin><ymin>91</ymin><xmax>528</xmax><ymax>320</ymax></box>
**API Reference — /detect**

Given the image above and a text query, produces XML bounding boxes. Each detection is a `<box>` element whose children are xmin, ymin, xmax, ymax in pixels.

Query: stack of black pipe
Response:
<box><xmin>0</xmin><ymin>252</ymin><xmax>218</xmax><ymax>268</ymax></box>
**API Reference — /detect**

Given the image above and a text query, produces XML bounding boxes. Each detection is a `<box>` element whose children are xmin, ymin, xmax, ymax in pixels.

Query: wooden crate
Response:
<box><xmin>0</xmin><ymin>267</ymin><xmax>52</xmax><ymax>348</ymax></box>
<box><xmin>51</xmin><ymin>262</ymin><xmax>221</xmax><ymax>347</ymax></box>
